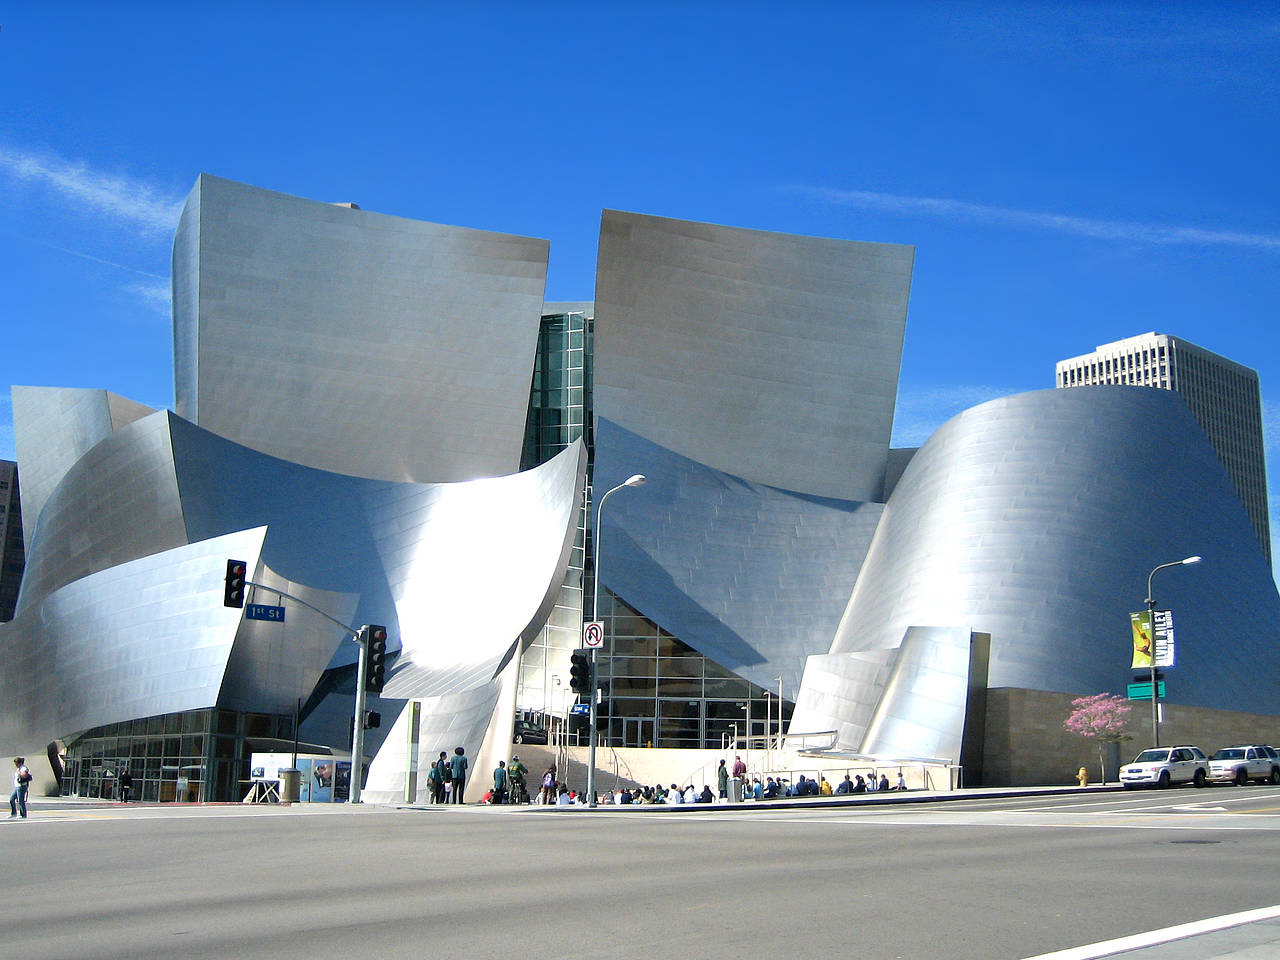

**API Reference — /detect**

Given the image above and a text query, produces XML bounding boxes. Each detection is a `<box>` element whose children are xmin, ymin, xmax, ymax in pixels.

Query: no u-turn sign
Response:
<box><xmin>583</xmin><ymin>621</ymin><xmax>604</xmax><ymax>648</ymax></box>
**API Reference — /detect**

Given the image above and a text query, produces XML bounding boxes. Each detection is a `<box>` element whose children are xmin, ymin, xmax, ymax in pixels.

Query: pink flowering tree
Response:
<box><xmin>1063</xmin><ymin>693</ymin><xmax>1133</xmax><ymax>785</ymax></box>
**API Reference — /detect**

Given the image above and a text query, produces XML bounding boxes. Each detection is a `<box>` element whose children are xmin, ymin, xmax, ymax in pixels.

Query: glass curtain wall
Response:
<box><xmin>61</xmin><ymin>708</ymin><xmax>293</xmax><ymax>802</ymax></box>
<box><xmin>516</xmin><ymin>312</ymin><xmax>591</xmax><ymax>727</ymax></box>
<box><xmin>596</xmin><ymin>593</ymin><xmax>793</xmax><ymax>749</ymax></box>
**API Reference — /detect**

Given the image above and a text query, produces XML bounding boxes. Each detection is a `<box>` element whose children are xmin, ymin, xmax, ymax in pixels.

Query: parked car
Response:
<box><xmin>1120</xmin><ymin>745</ymin><xmax>1209</xmax><ymax>789</ymax></box>
<box><xmin>512</xmin><ymin>720</ymin><xmax>549</xmax><ymax>745</ymax></box>
<box><xmin>1207</xmin><ymin>745</ymin><xmax>1280</xmax><ymax>785</ymax></box>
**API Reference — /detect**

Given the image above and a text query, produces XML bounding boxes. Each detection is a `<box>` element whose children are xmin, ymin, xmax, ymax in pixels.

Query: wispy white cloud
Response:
<box><xmin>793</xmin><ymin>186</ymin><xmax>1280</xmax><ymax>253</ymax></box>
<box><xmin>0</xmin><ymin>145</ymin><xmax>184</xmax><ymax>235</ymax></box>
<box><xmin>123</xmin><ymin>279</ymin><xmax>172</xmax><ymax>318</ymax></box>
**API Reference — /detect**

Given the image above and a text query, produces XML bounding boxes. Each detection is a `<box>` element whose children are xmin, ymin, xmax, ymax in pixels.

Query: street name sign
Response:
<box><xmin>246</xmin><ymin>603</ymin><xmax>285</xmax><ymax>622</ymax></box>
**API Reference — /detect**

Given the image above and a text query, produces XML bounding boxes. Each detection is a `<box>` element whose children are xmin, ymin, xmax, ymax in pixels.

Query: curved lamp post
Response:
<box><xmin>587</xmin><ymin>473</ymin><xmax>646</xmax><ymax>808</ymax></box>
<box><xmin>1144</xmin><ymin>555</ymin><xmax>1201</xmax><ymax>747</ymax></box>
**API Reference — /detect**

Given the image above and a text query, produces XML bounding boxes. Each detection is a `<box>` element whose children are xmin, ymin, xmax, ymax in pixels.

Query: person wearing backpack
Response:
<box><xmin>10</xmin><ymin>757</ymin><xmax>31</xmax><ymax>818</ymax></box>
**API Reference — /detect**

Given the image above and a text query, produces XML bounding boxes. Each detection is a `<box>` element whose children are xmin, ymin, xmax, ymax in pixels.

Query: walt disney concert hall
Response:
<box><xmin>2</xmin><ymin>174</ymin><xmax>1278</xmax><ymax>801</ymax></box>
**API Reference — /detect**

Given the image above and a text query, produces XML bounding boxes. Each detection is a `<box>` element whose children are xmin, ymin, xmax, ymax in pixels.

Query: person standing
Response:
<box><xmin>118</xmin><ymin>766</ymin><xmax>133</xmax><ymax>803</ymax></box>
<box><xmin>10</xmin><ymin>757</ymin><xmax>31</xmax><ymax>818</ymax></box>
<box><xmin>508</xmin><ymin>754</ymin><xmax>527</xmax><ymax>804</ymax></box>
<box><xmin>449</xmin><ymin>746</ymin><xmax>468</xmax><ymax>803</ymax></box>
<box><xmin>425</xmin><ymin>755</ymin><xmax>441</xmax><ymax>804</ymax></box>
<box><xmin>492</xmin><ymin>760</ymin><xmax>508</xmax><ymax>805</ymax></box>
<box><xmin>432</xmin><ymin>751</ymin><xmax>448</xmax><ymax>804</ymax></box>
<box><xmin>539</xmin><ymin>765</ymin><xmax>557</xmax><ymax>805</ymax></box>
<box><xmin>717</xmin><ymin>759</ymin><xmax>729</xmax><ymax>800</ymax></box>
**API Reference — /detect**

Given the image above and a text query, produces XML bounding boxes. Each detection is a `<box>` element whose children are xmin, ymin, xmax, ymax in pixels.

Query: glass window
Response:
<box><xmin>608</xmin><ymin>636</ymin><xmax>655</xmax><ymax>657</ymax></box>
<box><xmin>704</xmin><ymin>677</ymin><xmax>751</xmax><ymax>699</ymax></box>
<box><xmin>610</xmin><ymin>614</ymin><xmax>656</xmax><ymax>637</ymax></box>
<box><xmin>656</xmin><ymin>635</ymin><xmax>699</xmax><ymax>657</ymax></box>
<box><xmin>609</xmin><ymin>655</ymin><xmax>656</xmax><ymax>677</ymax></box>
<box><xmin>658</xmin><ymin>657</ymin><xmax>701</xmax><ymax>679</ymax></box>
<box><xmin>611</xmin><ymin>676</ymin><xmax>657</xmax><ymax>698</ymax></box>
<box><xmin>657</xmin><ymin>677</ymin><xmax>701</xmax><ymax>698</ymax></box>
<box><xmin>657</xmin><ymin>700</ymin><xmax>701</xmax><ymax>747</ymax></box>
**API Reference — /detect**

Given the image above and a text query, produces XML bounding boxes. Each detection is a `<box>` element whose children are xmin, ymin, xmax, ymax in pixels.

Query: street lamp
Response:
<box><xmin>587</xmin><ymin>473</ymin><xmax>646</xmax><ymax>808</ymax></box>
<box><xmin>1144</xmin><ymin>555</ymin><xmax>1201</xmax><ymax>747</ymax></box>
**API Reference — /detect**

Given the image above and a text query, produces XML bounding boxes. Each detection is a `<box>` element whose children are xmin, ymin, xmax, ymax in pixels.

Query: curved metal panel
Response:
<box><xmin>11</xmin><ymin>386</ymin><xmax>154</xmax><ymax>552</ymax></box>
<box><xmin>593</xmin><ymin>209</ymin><xmax>913</xmax><ymax>501</ymax></box>
<box><xmin>859</xmin><ymin>627</ymin><xmax>986</xmax><ymax>761</ymax></box>
<box><xmin>17</xmin><ymin>409</ymin><xmax>184</xmax><ymax>615</ymax></box>
<box><xmin>594</xmin><ymin>417</ymin><xmax>882</xmax><ymax>696</ymax></box>
<box><xmin>172</xmin><ymin>174</ymin><xmax>550</xmax><ymax>484</ymax></box>
<box><xmin>13</xmin><ymin>397</ymin><xmax>583</xmax><ymax>757</ymax></box>
<box><xmin>0</xmin><ymin>528</ymin><xmax>266</xmax><ymax>755</ymax></box>
<box><xmin>374</xmin><ymin>439</ymin><xmax>586</xmax><ymax>699</ymax></box>
<box><xmin>829</xmin><ymin>387</ymin><xmax>1280</xmax><ymax>715</ymax></box>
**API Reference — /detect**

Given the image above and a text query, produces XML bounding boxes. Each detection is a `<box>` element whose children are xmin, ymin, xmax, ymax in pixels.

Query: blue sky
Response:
<box><xmin>2</xmin><ymin>2</ymin><xmax>1278</xmax><ymax>572</ymax></box>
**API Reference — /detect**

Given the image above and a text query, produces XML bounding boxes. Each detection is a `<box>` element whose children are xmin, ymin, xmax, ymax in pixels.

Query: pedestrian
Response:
<box><xmin>118</xmin><ymin>766</ymin><xmax>133</xmax><ymax>803</ymax></box>
<box><xmin>732</xmin><ymin>754</ymin><xmax>747</xmax><ymax>786</ymax></box>
<box><xmin>717</xmin><ymin>759</ymin><xmax>729</xmax><ymax>799</ymax></box>
<box><xmin>508</xmin><ymin>754</ymin><xmax>528</xmax><ymax>804</ymax></box>
<box><xmin>879</xmin><ymin>773</ymin><xmax>890</xmax><ymax>792</ymax></box>
<box><xmin>426</xmin><ymin>754</ymin><xmax>442</xmax><ymax>803</ymax></box>
<box><xmin>895</xmin><ymin>771</ymin><xmax>907</xmax><ymax>791</ymax></box>
<box><xmin>540</xmin><ymin>765</ymin><xmax>557</xmax><ymax>805</ymax></box>
<box><xmin>432</xmin><ymin>751</ymin><xmax>449</xmax><ymax>804</ymax></box>
<box><xmin>10</xmin><ymin>757</ymin><xmax>31</xmax><ymax>818</ymax></box>
<box><xmin>493</xmin><ymin>760</ymin><xmax>508</xmax><ymax>805</ymax></box>
<box><xmin>449</xmin><ymin>746</ymin><xmax>468</xmax><ymax>803</ymax></box>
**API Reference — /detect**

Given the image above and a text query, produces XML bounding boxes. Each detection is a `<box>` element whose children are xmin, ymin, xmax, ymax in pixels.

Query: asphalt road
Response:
<box><xmin>4</xmin><ymin>787</ymin><xmax>1280</xmax><ymax>960</ymax></box>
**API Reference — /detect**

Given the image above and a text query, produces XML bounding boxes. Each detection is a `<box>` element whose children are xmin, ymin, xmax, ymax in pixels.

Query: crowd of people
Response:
<box><xmin>427</xmin><ymin>749</ymin><xmax>912</xmax><ymax>806</ymax></box>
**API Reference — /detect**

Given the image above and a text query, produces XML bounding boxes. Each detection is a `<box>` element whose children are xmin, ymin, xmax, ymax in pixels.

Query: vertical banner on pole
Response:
<box><xmin>1129</xmin><ymin>611</ymin><xmax>1154</xmax><ymax>669</ymax></box>
<box><xmin>1152</xmin><ymin>610</ymin><xmax>1176</xmax><ymax>667</ymax></box>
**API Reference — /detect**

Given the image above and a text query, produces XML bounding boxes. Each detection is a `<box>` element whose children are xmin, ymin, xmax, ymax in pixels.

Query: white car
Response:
<box><xmin>1120</xmin><ymin>745</ymin><xmax>1209</xmax><ymax>789</ymax></box>
<box><xmin>1207</xmin><ymin>745</ymin><xmax>1280</xmax><ymax>785</ymax></box>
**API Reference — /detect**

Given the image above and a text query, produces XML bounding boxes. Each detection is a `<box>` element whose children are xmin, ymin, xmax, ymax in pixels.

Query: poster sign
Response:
<box><xmin>1130</xmin><ymin>611</ymin><xmax>1153</xmax><ymax>668</ymax></box>
<box><xmin>1130</xmin><ymin>610</ymin><xmax>1176</xmax><ymax>669</ymax></box>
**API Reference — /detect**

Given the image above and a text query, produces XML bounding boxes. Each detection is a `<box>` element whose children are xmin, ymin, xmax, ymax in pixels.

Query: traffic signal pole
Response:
<box><xmin>221</xmin><ymin>560</ymin><xmax>377</xmax><ymax>804</ymax></box>
<box><xmin>351</xmin><ymin>627</ymin><xmax>369</xmax><ymax>804</ymax></box>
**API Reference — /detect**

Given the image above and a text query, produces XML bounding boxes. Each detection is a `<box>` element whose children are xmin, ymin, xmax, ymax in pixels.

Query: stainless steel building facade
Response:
<box><xmin>2</xmin><ymin>175</ymin><xmax>1277</xmax><ymax>799</ymax></box>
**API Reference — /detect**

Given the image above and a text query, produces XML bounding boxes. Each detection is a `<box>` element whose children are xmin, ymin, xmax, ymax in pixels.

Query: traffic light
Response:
<box><xmin>223</xmin><ymin>559</ymin><xmax>246</xmax><ymax>608</ymax></box>
<box><xmin>363</xmin><ymin>710</ymin><xmax>381</xmax><ymax>730</ymax></box>
<box><xmin>569</xmin><ymin>649</ymin><xmax>591</xmax><ymax>695</ymax></box>
<box><xmin>363</xmin><ymin>624</ymin><xmax>387</xmax><ymax>693</ymax></box>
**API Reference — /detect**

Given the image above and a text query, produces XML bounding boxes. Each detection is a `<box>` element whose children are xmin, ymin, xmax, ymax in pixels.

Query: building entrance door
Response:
<box><xmin>622</xmin><ymin>718</ymin><xmax>655</xmax><ymax>748</ymax></box>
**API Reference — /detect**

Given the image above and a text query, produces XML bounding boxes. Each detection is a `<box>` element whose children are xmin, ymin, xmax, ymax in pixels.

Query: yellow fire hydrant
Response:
<box><xmin>1076</xmin><ymin>766</ymin><xmax>1089</xmax><ymax>787</ymax></box>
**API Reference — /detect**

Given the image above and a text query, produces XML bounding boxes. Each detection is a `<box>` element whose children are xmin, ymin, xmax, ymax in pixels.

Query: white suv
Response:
<box><xmin>1207</xmin><ymin>745</ymin><xmax>1280</xmax><ymax>785</ymax></box>
<box><xmin>1120</xmin><ymin>745</ymin><xmax>1209</xmax><ymax>789</ymax></box>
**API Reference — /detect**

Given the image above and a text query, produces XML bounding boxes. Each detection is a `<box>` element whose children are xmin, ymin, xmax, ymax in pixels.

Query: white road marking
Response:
<box><xmin>1018</xmin><ymin>904</ymin><xmax>1280</xmax><ymax>959</ymax></box>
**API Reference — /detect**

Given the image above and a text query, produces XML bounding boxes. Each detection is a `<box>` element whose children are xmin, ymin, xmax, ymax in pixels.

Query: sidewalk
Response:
<box><xmin>398</xmin><ymin>781</ymin><xmax>1127</xmax><ymax>813</ymax></box>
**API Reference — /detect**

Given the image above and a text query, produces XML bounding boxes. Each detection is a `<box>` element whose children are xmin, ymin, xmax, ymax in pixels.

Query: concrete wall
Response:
<box><xmin>983</xmin><ymin>687</ymin><xmax>1280</xmax><ymax>786</ymax></box>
